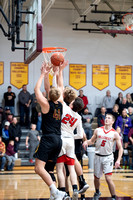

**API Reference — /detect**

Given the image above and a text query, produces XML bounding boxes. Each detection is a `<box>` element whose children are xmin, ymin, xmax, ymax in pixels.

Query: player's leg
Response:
<box><xmin>103</xmin><ymin>154</ymin><xmax>115</xmax><ymax>200</ymax></box>
<box><xmin>93</xmin><ymin>155</ymin><xmax>102</xmax><ymax>200</ymax></box>
<box><xmin>105</xmin><ymin>174</ymin><xmax>116</xmax><ymax>200</ymax></box>
<box><xmin>56</xmin><ymin>162</ymin><xmax>66</xmax><ymax>189</ymax></box>
<box><xmin>74</xmin><ymin>156</ymin><xmax>89</xmax><ymax>194</ymax></box>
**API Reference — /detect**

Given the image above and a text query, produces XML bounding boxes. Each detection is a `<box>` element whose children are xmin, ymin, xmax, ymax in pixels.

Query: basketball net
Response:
<box><xmin>122</xmin><ymin>13</ymin><xmax>133</xmax><ymax>31</ymax></box>
<box><xmin>42</xmin><ymin>47</ymin><xmax>67</xmax><ymax>85</ymax></box>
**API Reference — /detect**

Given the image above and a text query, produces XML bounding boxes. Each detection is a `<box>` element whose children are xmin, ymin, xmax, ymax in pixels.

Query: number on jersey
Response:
<box><xmin>101</xmin><ymin>140</ymin><xmax>106</xmax><ymax>147</ymax></box>
<box><xmin>62</xmin><ymin>114</ymin><xmax>77</xmax><ymax>127</ymax></box>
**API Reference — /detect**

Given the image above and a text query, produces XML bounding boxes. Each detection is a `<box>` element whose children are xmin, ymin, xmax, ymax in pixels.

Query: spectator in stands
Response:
<box><xmin>78</xmin><ymin>90</ymin><xmax>88</xmax><ymax>114</ymax></box>
<box><xmin>128</xmin><ymin>107</ymin><xmax>133</xmax><ymax>125</ymax></box>
<box><xmin>5</xmin><ymin>140</ymin><xmax>16</xmax><ymax>171</ymax></box>
<box><xmin>115</xmin><ymin>92</ymin><xmax>123</xmax><ymax>106</ymax></box>
<box><xmin>0</xmin><ymin>136</ymin><xmax>6</xmax><ymax>171</ymax></box>
<box><xmin>0</xmin><ymin>107</ymin><xmax>5</xmax><ymax>134</ymax></box>
<box><xmin>2</xmin><ymin>112</ymin><xmax>13</xmax><ymax>129</ymax></box>
<box><xmin>25</xmin><ymin>124</ymin><xmax>40</xmax><ymax>163</ymax></box>
<box><xmin>81</xmin><ymin>107</ymin><xmax>93</xmax><ymax>140</ymax></box>
<box><xmin>119</xmin><ymin>98</ymin><xmax>129</xmax><ymax>115</ymax></box>
<box><xmin>115</xmin><ymin>108</ymin><xmax>132</xmax><ymax>148</ymax></box>
<box><xmin>97</xmin><ymin>106</ymin><xmax>106</xmax><ymax>127</ymax></box>
<box><xmin>122</xmin><ymin>146</ymin><xmax>130</xmax><ymax>169</ymax></box>
<box><xmin>31</xmin><ymin>93</ymin><xmax>38</xmax><ymax>125</ymax></box>
<box><xmin>2</xmin><ymin>121</ymin><xmax>10</xmax><ymax>147</ymax></box>
<box><xmin>18</xmin><ymin>84</ymin><xmax>31</xmax><ymax>128</ymax></box>
<box><xmin>131</xmin><ymin>93</ymin><xmax>133</xmax><ymax>102</ymax></box>
<box><xmin>111</xmin><ymin>104</ymin><xmax>119</xmax><ymax>128</ymax></box>
<box><xmin>102</xmin><ymin>90</ymin><xmax>115</xmax><ymax>113</ymax></box>
<box><xmin>126</xmin><ymin>93</ymin><xmax>133</xmax><ymax>107</ymax></box>
<box><xmin>128</xmin><ymin>128</ymin><xmax>133</xmax><ymax>169</ymax></box>
<box><xmin>9</xmin><ymin>117</ymin><xmax>22</xmax><ymax>158</ymax></box>
<box><xmin>35</xmin><ymin>102</ymin><xmax>42</xmax><ymax>132</ymax></box>
<box><xmin>3</xmin><ymin>86</ymin><xmax>16</xmax><ymax>115</ymax></box>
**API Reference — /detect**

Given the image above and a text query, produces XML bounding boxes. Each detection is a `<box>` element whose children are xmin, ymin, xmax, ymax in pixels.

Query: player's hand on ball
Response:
<box><xmin>41</xmin><ymin>62</ymin><xmax>52</xmax><ymax>75</ymax></box>
<box><xmin>60</xmin><ymin>60</ymin><xmax>69</xmax><ymax>70</ymax></box>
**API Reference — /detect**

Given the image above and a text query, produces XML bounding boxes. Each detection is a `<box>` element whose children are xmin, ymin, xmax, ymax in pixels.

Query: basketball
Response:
<box><xmin>51</xmin><ymin>52</ymin><xmax>64</xmax><ymax>66</ymax></box>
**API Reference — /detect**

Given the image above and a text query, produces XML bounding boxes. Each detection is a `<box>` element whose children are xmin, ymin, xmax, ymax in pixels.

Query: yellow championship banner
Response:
<box><xmin>0</xmin><ymin>62</ymin><xmax>4</xmax><ymax>85</ymax></box>
<box><xmin>115</xmin><ymin>65</ymin><xmax>132</xmax><ymax>91</ymax></box>
<box><xmin>10</xmin><ymin>62</ymin><xmax>28</xmax><ymax>89</ymax></box>
<box><xmin>69</xmin><ymin>64</ymin><xmax>86</xmax><ymax>90</ymax></box>
<box><xmin>92</xmin><ymin>65</ymin><xmax>109</xmax><ymax>91</ymax></box>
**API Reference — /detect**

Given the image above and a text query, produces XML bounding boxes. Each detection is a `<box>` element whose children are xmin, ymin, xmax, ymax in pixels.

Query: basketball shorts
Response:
<box><xmin>58</xmin><ymin>137</ymin><xmax>75</xmax><ymax>159</ymax></box>
<box><xmin>34</xmin><ymin>134</ymin><xmax>62</xmax><ymax>163</ymax></box>
<box><xmin>94</xmin><ymin>153</ymin><xmax>114</xmax><ymax>178</ymax></box>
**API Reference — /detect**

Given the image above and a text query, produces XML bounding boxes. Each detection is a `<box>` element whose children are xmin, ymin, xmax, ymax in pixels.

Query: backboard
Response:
<box><xmin>24</xmin><ymin>0</ymin><xmax>43</xmax><ymax>64</ymax></box>
<box><xmin>99</xmin><ymin>25</ymin><xmax>133</xmax><ymax>37</ymax></box>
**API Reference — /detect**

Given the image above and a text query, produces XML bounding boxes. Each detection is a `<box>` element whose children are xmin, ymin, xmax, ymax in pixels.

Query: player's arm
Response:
<box><xmin>82</xmin><ymin>128</ymin><xmax>98</xmax><ymax>150</ymax></box>
<box><xmin>57</xmin><ymin>60</ymin><xmax>69</xmax><ymax>103</ymax></box>
<box><xmin>34</xmin><ymin>63</ymin><xmax>50</xmax><ymax>114</ymax></box>
<box><xmin>114</xmin><ymin>132</ymin><xmax>123</xmax><ymax>168</ymax></box>
<box><xmin>74</xmin><ymin>119</ymin><xmax>83</xmax><ymax>139</ymax></box>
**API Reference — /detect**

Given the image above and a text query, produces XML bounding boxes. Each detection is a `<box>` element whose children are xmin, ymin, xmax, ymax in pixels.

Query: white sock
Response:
<box><xmin>50</xmin><ymin>183</ymin><xmax>57</xmax><ymax>194</ymax></box>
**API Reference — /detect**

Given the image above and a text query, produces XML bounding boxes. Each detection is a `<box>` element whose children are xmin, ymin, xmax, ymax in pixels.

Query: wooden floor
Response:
<box><xmin>0</xmin><ymin>167</ymin><xmax>133</xmax><ymax>200</ymax></box>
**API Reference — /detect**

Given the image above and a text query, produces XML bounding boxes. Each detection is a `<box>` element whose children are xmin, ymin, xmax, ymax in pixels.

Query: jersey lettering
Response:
<box><xmin>62</xmin><ymin>114</ymin><xmax>77</xmax><ymax>127</ymax></box>
<box><xmin>101</xmin><ymin>140</ymin><xmax>106</xmax><ymax>147</ymax></box>
<box><xmin>53</xmin><ymin>109</ymin><xmax>61</xmax><ymax>120</ymax></box>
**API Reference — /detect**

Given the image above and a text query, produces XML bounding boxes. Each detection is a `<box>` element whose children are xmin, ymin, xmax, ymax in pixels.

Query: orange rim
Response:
<box><xmin>42</xmin><ymin>47</ymin><xmax>67</xmax><ymax>53</ymax></box>
<box><xmin>122</xmin><ymin>13</ymin><xmax>133</xmax><ymax>28</ymax></box>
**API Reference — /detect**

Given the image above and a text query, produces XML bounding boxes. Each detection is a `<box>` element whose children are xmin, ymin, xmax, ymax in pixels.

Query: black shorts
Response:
<box><xmin>34</xmin><ymin>134</ymin><xmax>62</xmax><ymax>163</ymax></box>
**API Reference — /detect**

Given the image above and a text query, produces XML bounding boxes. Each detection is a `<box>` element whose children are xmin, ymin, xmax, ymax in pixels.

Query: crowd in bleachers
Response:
<box><xmin>0</xmin><ymin>86</ymin><xmax>133</xmax><ymax>170</ymax></box>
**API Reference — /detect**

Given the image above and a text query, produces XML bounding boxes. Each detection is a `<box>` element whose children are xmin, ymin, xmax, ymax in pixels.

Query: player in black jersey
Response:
<box><xmin>34</xmin><ymin>63</ymin><xmax>70</xmax><ymax>200</ymax></box>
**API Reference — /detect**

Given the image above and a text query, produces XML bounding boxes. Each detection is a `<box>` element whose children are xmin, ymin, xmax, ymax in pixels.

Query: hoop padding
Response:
<box><xmin>42</xmin><ymin>47</ymin><xmax>67</xmax><ymax>64</ymax></box>
<box><xmin>122</xmin><ymin>13</ymin><xmax>133</xmax><ymax>30</ymax></box>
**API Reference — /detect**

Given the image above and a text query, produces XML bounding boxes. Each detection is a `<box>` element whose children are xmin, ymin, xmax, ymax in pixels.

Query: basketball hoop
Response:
<box><xmin>42</xmin><ymin>47</ymin><xmax>67</xmax><ymax>76</ymax></box>
<box><xmin>122</xmin><ymin>13</ymin><xmax>133</xmax><ymax>31</ymax></box>
<box><xmin>42</xmin><ymin>47</ymin><xmax>67</xmax><ymax>65</ymax></box>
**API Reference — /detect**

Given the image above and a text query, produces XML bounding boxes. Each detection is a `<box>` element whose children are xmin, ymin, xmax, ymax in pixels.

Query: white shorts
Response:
<box><xmin>58</xmin><ymin>137</ymin><xmax>75</xmax><ymax>159</ymax></box>
<box><xmin>94</xmin><ymin>154</ymin><xmax>114</xmax><ymax>178</ymax></box>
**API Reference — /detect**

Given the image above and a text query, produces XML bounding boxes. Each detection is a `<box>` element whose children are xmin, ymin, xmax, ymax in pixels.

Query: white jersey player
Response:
<box><xmin>83</xmin><ymin>114</ymin><xmax>123</xmax><ymax>200</ymax></box>
<box><xmin>56</xmin><ymin>97</ymin><xmax>84</xmax><ymax>200</ymax></box>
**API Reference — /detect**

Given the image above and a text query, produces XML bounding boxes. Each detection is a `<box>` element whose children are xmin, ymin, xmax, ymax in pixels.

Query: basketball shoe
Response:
<box><xmin>78</xmin><ymin>181</ymin><xmax>89</xmax><ymax>194</ymax></box>
<box><xmin>92</xmin><ymin>192</ymin><xmax>101</xmax><ymax>200</ymax></box>
<box><xmin>72</xmin><ymin>189</ymin><xmax>79</xmax><ymax>200</ymax></box>
<box><xmin>50</xmin><ymin>189</ymin><xmax>71</xmax><ymax>200</ymax></box>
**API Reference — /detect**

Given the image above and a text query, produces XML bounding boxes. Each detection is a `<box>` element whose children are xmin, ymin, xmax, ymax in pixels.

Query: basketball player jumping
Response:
<box><xmin>83</xmin><ymin>114</ymin><xmax>123</xmax><ymax>200</ymax></box>
<box><xmin>34</xmin><ymin>63</ymin><xmax>70</xmax><ymax>200</ymax></box>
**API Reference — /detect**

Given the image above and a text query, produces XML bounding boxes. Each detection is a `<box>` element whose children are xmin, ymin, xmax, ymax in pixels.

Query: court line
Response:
<box><xmin>101</xmin><ymin>183</ymin><xmax>133</xmax><ymax>198</ymax></box>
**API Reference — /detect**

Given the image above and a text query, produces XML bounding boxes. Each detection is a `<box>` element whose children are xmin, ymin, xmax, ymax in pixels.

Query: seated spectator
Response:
<box><xmin>78</xmin><ymin>90</ymin><xmax>88</xmax><ymax>115</ymax></box>
<box><xmin>111</xmin><ymin>104</ymin><xmax>120</xmax><ymax>128</ymax></box>
<box><xmin>102</xmin><ymin>90</ymin><xmax>115</xmax><ymax>113</ymax></box>
<box><xmin>126</xmin><ymin>93</ymin><xmax>133</xmax><ymax>107</ymax></box>
<box><xmin>97</xmin><ymin>106</ymin><xmax>106</xmax><ymax>127</ymax></box>
<box><xmin>119</xmin><ymin>98</ymin><xmax>129</xmax><ymax>115</ymax></box>
<box><xmin>2</xmin><ymin>121</ymin><xmax>10</xmax><ymax>147</ymax></box>
<box><xmin>115</xmin><ymin>108</ymin><xmax>132</xmax><ymax>148</ymax></box>
<box><xmin>5</xmin><ymin>140</ymin><xmax>16</xmax><ymax>171</ymax></box>
<box><xmin>0</xmin><ymin>136</ymin><xmax>6</xmax><ymax>171</ymax></box>
<box><xmin>81</xmin><ymin>107</ymin><xmax>93</xmax><ymax>140</ymax></box>
<box><xmin>128</xmin><ymin>128</ymin><xmax>133</xmax><ymax>169</ymax></box>
<box><xmin>128</xmin><ymin>107</ymin><xmax>133</xmax><ymax>125</ymax></box>
<box><xmin>115</xmin><ymin>92</ymin><xmax>123</xmax><ymax>106</ymax></box>
<box><xmin>9</xmin><ymin>117</ymin><xmax>22</xmax><ymax>158</ymax></box>
<box><xmin>25</xmin><ymin>124</ymin><xmax>40</xmax><ymax>163</ymax></box>
<box><xmin>2</xmin><ymin>112</ymin><xmax>13</xmax><ymax>129</ymax></box>
<box><xmin>0</xmin><ymin>107</ymin><xmax>5</xmax><ymax>134</ymax></box>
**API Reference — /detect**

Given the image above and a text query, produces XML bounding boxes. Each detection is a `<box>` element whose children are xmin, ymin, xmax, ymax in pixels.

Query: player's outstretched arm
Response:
<box><xmin>82</xmin><ymin>129</ymin><xmax>97</xmax><ymax>150</ymax></box>
<box><xmin>114</xmin><ymin>132</ymin><xmax>123</xmax><ymax>168</ymax></box>
<box><xmin>34</xmin><ymin>63</ymin><xmax>50</xmax><ymax>114</ymax></box>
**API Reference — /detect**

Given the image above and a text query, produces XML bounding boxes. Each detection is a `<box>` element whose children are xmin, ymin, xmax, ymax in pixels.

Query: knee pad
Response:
<box><xmin>45</xmin><ymin>161</ymin><xmax>56</xmax><ymax>172</ymax></box>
